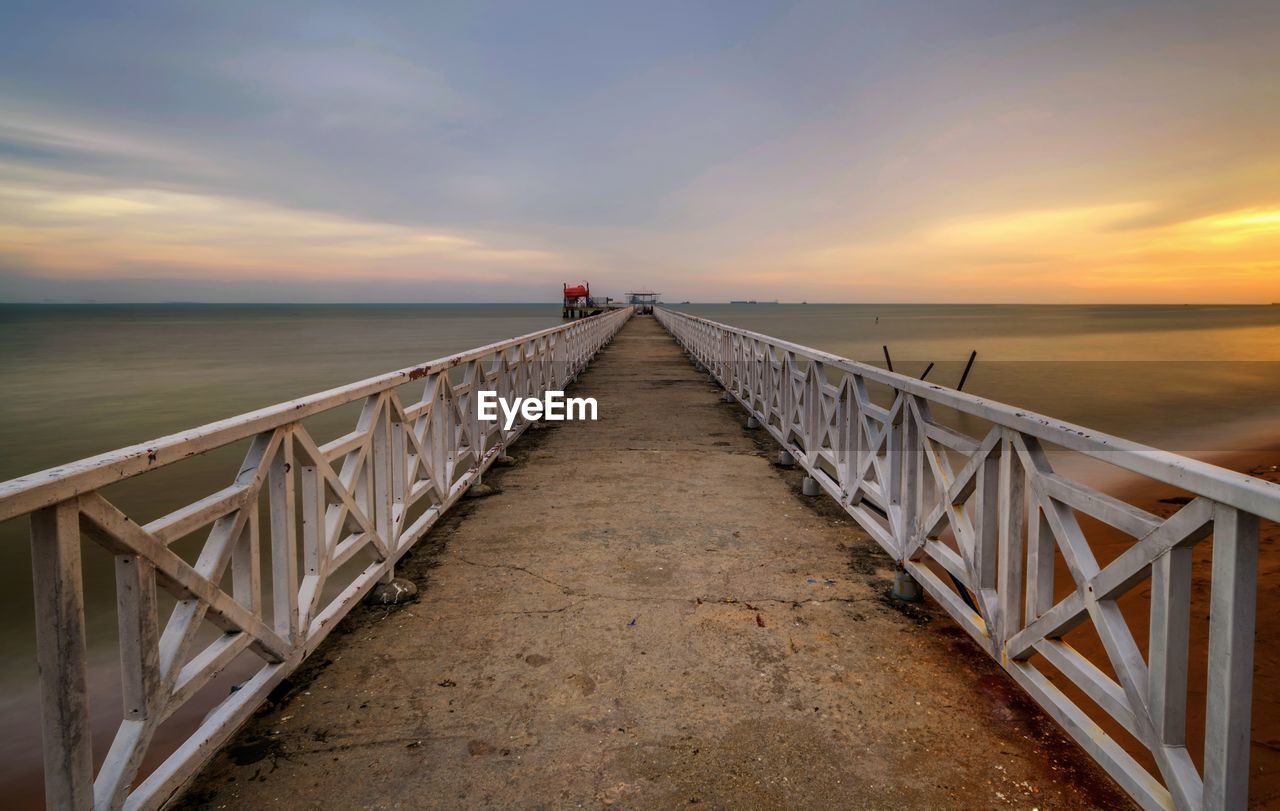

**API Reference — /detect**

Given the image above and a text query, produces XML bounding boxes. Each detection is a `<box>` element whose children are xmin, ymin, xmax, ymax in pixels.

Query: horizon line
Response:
<box><xmin>0</xmin><ymin>300</ymin><xmax>1276</xmax><ymax>307</ymax></box>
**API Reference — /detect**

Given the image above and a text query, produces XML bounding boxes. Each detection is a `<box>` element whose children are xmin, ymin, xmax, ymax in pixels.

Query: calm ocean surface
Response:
<box><xmin>0</xmin><ymin>302</ymin><xmax>1278</xmax><ymax>800</ymax></box>
<box><xmin>668</xmin><ymin>303</ymin><xmax>1280</xmax><ymax>454</ymax></box>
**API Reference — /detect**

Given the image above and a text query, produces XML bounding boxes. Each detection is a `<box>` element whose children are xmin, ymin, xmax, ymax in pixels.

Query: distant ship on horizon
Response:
<box><xmin>729</xmin><ymin>299</ymin><xmax>779</xmax><ymax>304</ymax></box>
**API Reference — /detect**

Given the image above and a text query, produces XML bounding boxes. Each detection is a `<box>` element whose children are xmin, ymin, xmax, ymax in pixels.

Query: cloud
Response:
<box><xmin>219</xmin><ymin>44</ymin><xmax>486</xmax><ymax>133</ymax></box>
<box><xmin>775</xmin><ymin>200</ymin><xmax>1280</xmax><ymax>302</ymax></box>
<box><xmin>0</xmin><ymin>115</ymin><xmax>210</xmax><ymax>170</ymax></box>
<box><xmin>0</xmin><ymin>167</ymin><xmax>570</xmax><ymax>281</ymax></box>
<box><xmin>1</xmin><ymin>1</ymin><xmax>1280</xmax><ymax>301</ymax></box>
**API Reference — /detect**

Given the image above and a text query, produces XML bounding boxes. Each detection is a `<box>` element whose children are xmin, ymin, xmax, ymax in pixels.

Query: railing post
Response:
<box><xmin>996</xmin><ymin>430</ymin><xmax>1025</xmax><ymax>646</ymax></box>
<box><xmin>462</xmin><ymin>361</ymin><xmax>482</xmax><ymax>486</ymax></box>
<box><xmin>804</xmin><ymin>363</ymin><xmax>822</xmax><ymax>466</ymax></box>
<box><xmin>898</xmin><ymin>395</ymin><xmax>921</xmax><ymax>561</ymax></box>
<box><xmin>973</xmin><ymin>437</ymin><xmax>1001</xmax><ymax>612</ymax></box>
<box><xmin>269</xmin><ymin>430</ymin><xmax>299</xmax><ymax>642</ymax></box>
<box><xmin>372</xmin><ymin>394</ymin><xmax>394</xmax><ymax>572</ymax></box>
<box><xmin>850</xmin><ymin>377</ymin><xmax>867</xmax><ymax>503</ymax></box>
<box><xmin>836</xmin><ymin>382</ymin><xmax>855</xmax><ymax>494</ymax></box>
<box><xmin>719</xmin><ymin>329</ymin><xmax>732</xmax><ymax>387</ymax></box>
<box><xmin>886</xmin><ymin>395</ymin><xmax>903</xmax><ymax>552</ymax></box>
<box><xmin>391</xmin><ymin>399</ymin><xmax>407</xmax><ymax>540</ymax></box>
<box><xmin>1149</xmin><ymin>545</ymin><xmax>1192</xmax><ymax>750</ymax></box>
<box><xmin>115</xmin><ymin>553</ymin><xmax>160</xmax><ymax>721</ymax></box>
<box><xmin>300</xmin><ymin>448</ymin><xmax>324</xmax><ymax>616</ymax></box>
<box><xmin>30</xmin><ymin>499</ymin><xmax>94</xmax><ymax>810</ymax></box>
<box><xmin>1024</xmin><ymin>504</ymin><xmax>1054</xmax><ymax>627</ymax></box>
<box><xmin>1203</xmin><ymin>505</ymin><xmax>1259</xmax><ymax>810</ymax></box>
<box><xmin>762</xmin><ymin>351</ymin><xmax>774</xmax><ymax>425</ymax></box>
<box><xmin>552</xmin><ymin>331</ymin><xmax>567</xmax><ymax>388</ymax></box>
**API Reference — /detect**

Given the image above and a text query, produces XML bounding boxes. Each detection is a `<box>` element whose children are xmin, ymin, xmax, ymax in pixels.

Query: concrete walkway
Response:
<box><xmin>181</xmin><ymin>316</ymin><xmax>1128</xmax><ymax>809</ymax></box>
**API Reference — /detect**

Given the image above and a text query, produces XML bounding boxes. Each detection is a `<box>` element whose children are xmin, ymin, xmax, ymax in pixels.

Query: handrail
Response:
<box><xmin>656</xmin><ymin>306</ymin><xmax>1272</xmax><ymax>811</ymax></box>
<box><xmin>656</xmin><ymin>309</ymin><xmax>1280</xmax><ymax>525</ymax></box>
<box><xmin>3</xmin><ymin>306</ymin><xmax>632</xmax><ymax>810</ymax></box>
<box><xmin>0</xmin><ymin>312</ymin><xmax>632</xmax><ymax>523</ymax></box>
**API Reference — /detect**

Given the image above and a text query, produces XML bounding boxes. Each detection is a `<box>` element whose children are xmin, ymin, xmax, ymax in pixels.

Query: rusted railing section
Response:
<box><xmin>656</xmin><ymin>306</ymin><xmax>1276</xmax><ymax>811</ymax></box>
<box><xmin>0</xmin><ymin>306</ymin><xmax>632</xmax><ymax>810</ymax></box>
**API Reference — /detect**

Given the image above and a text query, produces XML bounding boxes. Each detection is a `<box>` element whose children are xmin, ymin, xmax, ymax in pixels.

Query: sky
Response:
<box><xmin>1</xmin><ymin>0</ymin><xmax>1278</xmax><ymax>303</ymax></box>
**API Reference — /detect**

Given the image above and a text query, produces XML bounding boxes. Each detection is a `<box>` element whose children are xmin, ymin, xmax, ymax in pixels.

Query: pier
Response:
<box><xmin>176</xmin><ymin>315</ymin><xmax>1126</xmax><ymax>809</ymax></box>
<box><xmin>2</xmin><ymin>308</ymin><xmax>1277</xmax><ymax>809</ymax></box>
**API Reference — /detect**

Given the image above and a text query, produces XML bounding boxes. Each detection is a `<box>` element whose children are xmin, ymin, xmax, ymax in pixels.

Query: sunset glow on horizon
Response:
<box><xmin>1</xmin><ymin>1</ymin><xmax>1278</xmax><ymax>303</ymax></box>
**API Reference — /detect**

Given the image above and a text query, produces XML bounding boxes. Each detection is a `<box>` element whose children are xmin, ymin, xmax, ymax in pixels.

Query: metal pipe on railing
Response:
<box><xmin>957</xmin><ymin>350</ymin><xmax>978</xmax><ymax>392</ymax></box>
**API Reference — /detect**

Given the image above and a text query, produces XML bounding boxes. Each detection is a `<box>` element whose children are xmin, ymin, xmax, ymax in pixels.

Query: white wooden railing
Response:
<box><xmin>655</xmin><ymin>306</ymin><xmax>1276</xmax><ymax>811</ymax></box>
<box><xmin>0</xmin><ymin>306</ymin><xmax>632</xmax><ymax>810</ymax></box>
